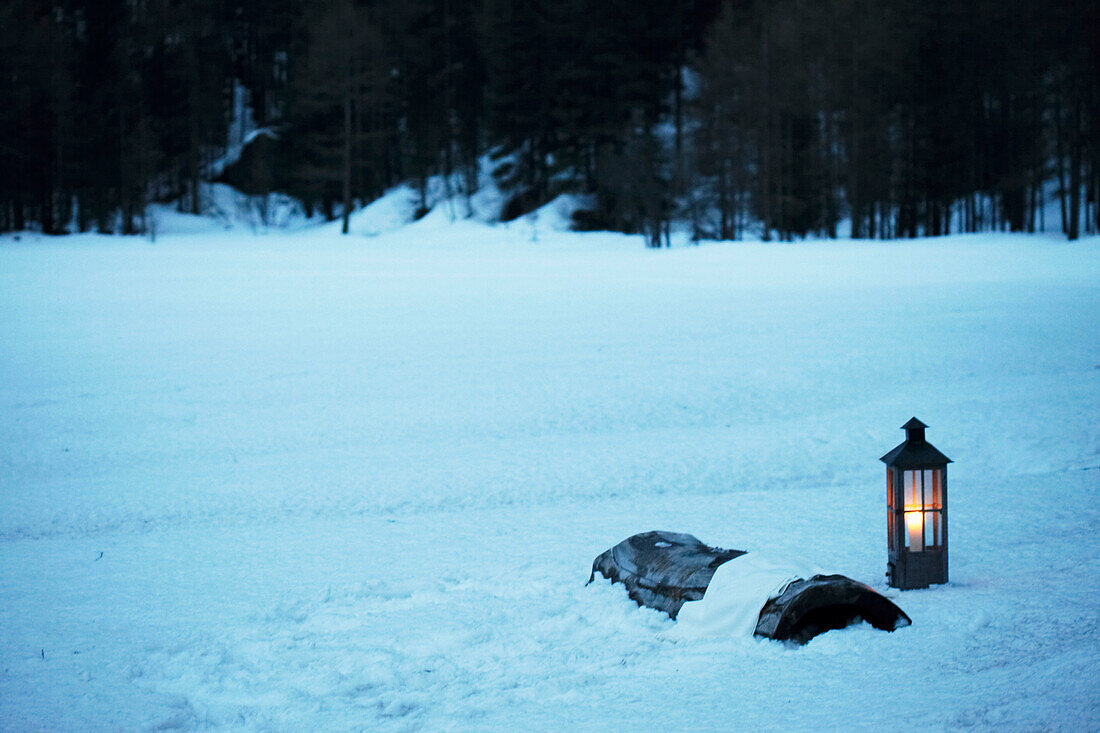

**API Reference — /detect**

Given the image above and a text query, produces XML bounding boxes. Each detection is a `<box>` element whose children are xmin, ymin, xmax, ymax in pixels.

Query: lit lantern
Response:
<box><xmin>881</xmin><ymin>418</ymin><xmax>951</xmax><ymax>589</ymax></box>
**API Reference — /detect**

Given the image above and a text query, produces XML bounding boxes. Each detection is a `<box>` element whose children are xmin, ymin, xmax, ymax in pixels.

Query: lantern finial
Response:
<box><xmin>902</xmin><ymin>417</ymin><xmax>927</xmax><ymax>443</ymax></box>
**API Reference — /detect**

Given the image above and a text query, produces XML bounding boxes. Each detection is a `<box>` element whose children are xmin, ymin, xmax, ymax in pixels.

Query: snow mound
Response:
<box><xmin>338</xmin><ymin>185</ymin><xmax>420</xmax><ymax>237</ymax></box>
<box><xmin>326</xmin><ymin>158</ymin><xmax>507</xmax><ymax>237</ymax></box>
<box><xmin>667</xmin><ymin>553</ymin><xmax>821</xmax><ymax>640</ymax></box>
<box><xmin>150</xmin><ymin>183</ymin><xmax>316</xmax><ymax>236</ymax></box>
<box><xmin>530</xmin><ymin>193</ymin><xmax>594</xmax><ymax>232</ymax></box>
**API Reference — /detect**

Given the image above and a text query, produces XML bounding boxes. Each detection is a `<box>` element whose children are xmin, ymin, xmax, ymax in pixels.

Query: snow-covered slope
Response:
<box><xmin>1</xmin><ymin>224</ymin><xmax>1097</xmax><ymax>730</ymax></box>
<box><xmin>145</xmin><ymin>183</ymin><xmax>318</xmax><ymax>236</ymax></box>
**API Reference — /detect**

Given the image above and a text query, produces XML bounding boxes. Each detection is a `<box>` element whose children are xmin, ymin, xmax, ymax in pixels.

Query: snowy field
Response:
<box><xmin>1</xmin><ymin>219</ymin><xmax>1098</xmax><ymax>731</ymax></box>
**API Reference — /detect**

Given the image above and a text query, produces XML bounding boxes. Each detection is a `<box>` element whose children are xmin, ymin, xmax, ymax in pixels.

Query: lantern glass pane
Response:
<box><xmin>923</xmin><ymin>470</ymin><xmax>933</xmax><ymax>506</ymax></box>
<box><xmin>930</xmin><ymin>469</ymin><xmax>942</xmax><ymax>509</ymax></box>
<box><xmin>887</xmin><ymin>469</ymin><xmax>894</xmax><ymax>509</ymax></box>
<box><xmin>904</xmin><ymin>471</ymin><xmax>918</xmax><ymax>509</ymax></box>
<box><xmin>925</xmin><ymin>511</ymin><xmax>934</xmax><ymax>546</ymax></box>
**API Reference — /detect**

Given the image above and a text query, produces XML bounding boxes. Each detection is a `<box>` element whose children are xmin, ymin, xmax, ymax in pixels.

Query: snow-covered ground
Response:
<box><xmin>1</xmin><ymin>218</ymin><xmax>1098</xmax><ymax>731</ymax></box>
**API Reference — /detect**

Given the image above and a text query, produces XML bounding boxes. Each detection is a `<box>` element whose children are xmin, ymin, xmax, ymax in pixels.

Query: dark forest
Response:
<box><xmin>2</xmin><ymin>0</ymin><xmax>1097</xmax><ymax>242</ymax></box>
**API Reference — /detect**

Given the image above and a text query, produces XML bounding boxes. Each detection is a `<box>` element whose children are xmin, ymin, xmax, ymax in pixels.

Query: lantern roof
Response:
<box><xmin>880</xmin><ymin>417</ymin><xmax>952</xmax><ymax>469</ymax></box>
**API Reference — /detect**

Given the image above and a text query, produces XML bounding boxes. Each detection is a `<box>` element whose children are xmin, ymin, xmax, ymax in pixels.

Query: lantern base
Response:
<box><xmin>888</xmin><ymin>550</ymin><xmax>948</xmax><ymax>590</ymax></box>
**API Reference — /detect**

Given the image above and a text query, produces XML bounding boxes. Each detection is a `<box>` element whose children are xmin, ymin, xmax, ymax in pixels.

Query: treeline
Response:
<box><xmin>693</xmin><ymin>0</ymin><xmax>1099</xmax><ymax>241</ymax></box>
<box><xmin>1</xmin><ymin>0</ymin><xmax>1097</xmax><ymax>241</ymax></box>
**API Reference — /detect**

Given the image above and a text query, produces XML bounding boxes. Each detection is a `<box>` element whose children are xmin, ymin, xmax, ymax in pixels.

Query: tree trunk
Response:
<box><xmin>342</xmin><ymin>91</ymin><xmax>351</xmax><ymax>235</ymax></box>
<box><xmin>1055</xmin><ymin>95</ymin><xmax>1069</xmax><ymax>236</ymax></box>
<box><xmin>1067</xmin><ymin>155</ymin><xmax>1081</xmax><ymax>240</ymax></box>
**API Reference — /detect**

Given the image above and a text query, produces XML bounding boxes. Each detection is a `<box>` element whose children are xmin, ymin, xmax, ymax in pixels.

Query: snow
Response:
<box><xmin>669</xmin><ymin>553</ymin><xmax>821</xmax><ymax>640</ymax></box>
<box><xmin>1</xmin><ymin>219</ymin><xmax>1098</xmax><ymax>731</ymax></box>
<box><xmin>146</xmin><ymin>183</ymin><xmax>318</xmax><ymax>236</ymax></box>
<box><xmin>336</xmin><ymin>184</ymin><xmax>421</xmax><ymax>236</ymax></box>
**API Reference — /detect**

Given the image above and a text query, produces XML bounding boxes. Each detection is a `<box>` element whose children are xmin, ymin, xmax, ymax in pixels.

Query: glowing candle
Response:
<box><xmin>905</xmin><ymin>510</ymin><xmax>924</xmax><ymax>552</ymax></box>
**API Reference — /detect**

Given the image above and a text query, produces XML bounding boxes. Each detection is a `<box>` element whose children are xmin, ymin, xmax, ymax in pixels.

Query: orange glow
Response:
<box><xmin>905</xmin><ymin>509</ymin><xmax>924</xmax><ymax>552</ymax></box>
